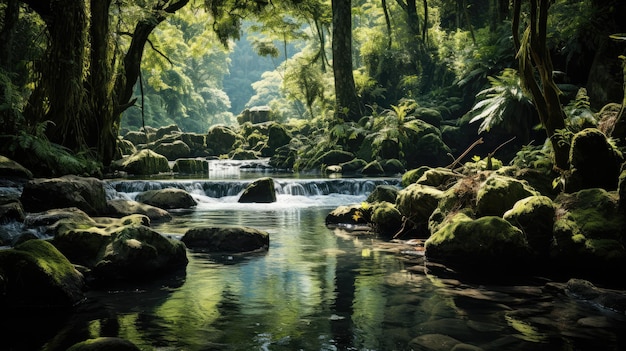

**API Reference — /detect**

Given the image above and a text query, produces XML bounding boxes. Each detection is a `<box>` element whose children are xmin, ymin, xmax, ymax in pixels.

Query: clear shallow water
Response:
<box><xmin>3</xmin><ymin>162</ymin><xmax>626</xmax><ymax>350</ymax></box>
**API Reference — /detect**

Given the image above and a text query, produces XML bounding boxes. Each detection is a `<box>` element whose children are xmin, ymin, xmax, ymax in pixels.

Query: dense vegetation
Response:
<box><xmin>0</xmin><ymin>0</ymin><xmax>625</xmax><ymax>177</ymax></box>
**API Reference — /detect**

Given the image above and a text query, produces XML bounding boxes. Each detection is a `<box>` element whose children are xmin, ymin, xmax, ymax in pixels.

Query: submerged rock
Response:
<box><xmin>67</xmin><ymin>337</ymin><xmax>141</xmax><ymax>351</ymax></box>
<box><xmin>182</xmin><ymin>226</ymin><xmax>269</xmax><ymax>253</ymax></box>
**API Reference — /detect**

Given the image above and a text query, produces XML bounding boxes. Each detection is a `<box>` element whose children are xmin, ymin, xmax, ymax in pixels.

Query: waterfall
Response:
<box><xmin>107</xmin><ymin>178</ymin><xmax>401</xmax><ymax>199</ymax></box>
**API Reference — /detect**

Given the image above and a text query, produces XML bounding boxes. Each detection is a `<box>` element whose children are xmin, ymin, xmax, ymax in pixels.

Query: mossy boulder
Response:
<box><xmin>0</xmin><ymin>197</ymin><xmax>25</xmax><ymax>224</ymax></box>
<box><xmin>313</xmin><ymin>150</ymin><xmax>355</xmax><ymax>168</ymax></box>
<box><xmin>396</xmin><ymin>184</ymin><xmax>444</xmax><ymax>224</ymax></box>
<box><xmin>362</xmin><ymin>160</ymin><xmax>385</xmax><ymax>175</ymax></box>
<box><xmin>206</xmin><ymin>125</ymin><xmax>240</xmax><ymax>156</ymax></box>
<box><xmin>564</xmin><ymin>128</ymin><xmax>623</xmax><ymax>192</ymax></box>
<box><xmin>94</xmin><ymin>224</ymin><xmax>188</xmax><ymax>281</ymax></box>
<box><xmin>136</xmin><ymin>188</ymin><xmax>197</xmax><ymax>209</ymax></box>
<box><xmin>552</xmin><ymin>188</ymin><xmax>626</xmax><ymax>281</ymax></box>
<box><xmin>380</xmin><ymin>158</ymin><xmax>406</xmax><ymax>174</ymax></box>
<box><xmin>181</xmin><ymin>132</ymin><xmax>207</xmax><ymax>156</ymax></box>
<box><xmin>0</xmin><ymin>239</ymin><xmax>85</xmax><ymax>307</ymax></box>
<box><xmin>155</xmin><ymin>124</ymin><xmax>182</xmax><ymax>140</ymax></box>
<box><xmin>266</xmin><ymin>123</ymin><xmax>292</xmax><ymax>153</ymax></box>
<box><xmin>413</xmin><ymin>107</ymin><xmax>443</xmax><ymax>128</ymax></box>
<box><xmin>503</xmin><ymin>195</ymin><xmax>556</xmax><ymax>257</ymax></box>
<box><xmin>106</xmin><ymin>199</ymin><xmax>172</xmax><ymax>222</ymax></box>
<box><xmin>370</xmin><ymin>201</ymin><xmax>403</xmax><ymax>237</ymax></box>
<box><xmin>111</xmin><ymin>149</ymin><xmax>171</xmax><ymax>175</ymax></box>
<box><xmin>416</xmin><ymin>167</ymin><xmax>462</xmax><ymax>189</ymax></box>
<box><xmin>67</xmin><ymin>337</ymin><xmax>141</xmax><ymax>351</ymax></box>
<box><xmin>0</xmin><ymin>155</ymin><xmax>33</xmax><ymax>179</ymax></box>
<box><xmin>231</xmin><ymin>148</ymin><xmax>259</xmax><ymax>160</ymax></box>
<box><xmin>123</xmin><ymin>131</ymin><xmax>149</xmax><ymax>145</ymax></box>
<box><xmin>182</xmin><ymin>226</ymin><xmax>270</xmax><ymax>252</ymax></box>
<box><xmin>425</xmin><ymin>213</ymin><xmax>530</xmax><ymax>274</ymax></box>
<box><xmin>475</xmin><ymin>174</ymin><xmax>539</xmax><ymax>217</ymax></box>
<box><xmin>20</xmin><ymin>175</ymin><xmax>108</xmax><ymax>215</ymax></box>
<box><xmin>238</xmin><ymin>177</ymin><xmax>276</xmax><ymax>203</ymax></box>
<box><xmin>153</xmin><ymin>140</ymin><xmax>191</xmax><ymax>160</ymax></box>
<box><xmin>401</xmin><ymin>166</ymin><xmax>431</xmax><ymax>187</ymax></box>
<box><xmin>325</xmin><ymin>204</ymin><xmax>368</xmax><ymax>226</ymax></box>
<box><xmin>172</xmin><ymin>158</ymin><xmax>209</xmax><ymax>174</ymax></box>
<box><xmin>115</xmin><ymin>138</ymin><xmax>137</xmax><ymax>159</ymax></box>
<box><xmin>366</xmin><ymin>185</ymin><xmax>400</xmax><ymax>204</ymax></box>
<box><xmin>340</xmin><ymin>158</ymin><xmax>368</xmax><ymax>173</ymax></box>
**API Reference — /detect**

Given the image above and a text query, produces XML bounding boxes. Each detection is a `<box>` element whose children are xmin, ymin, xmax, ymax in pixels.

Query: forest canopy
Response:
<box><xmin>0</xmin><ymin>0</ymin><xmax>625</xmax><ymax>176</ymax></box>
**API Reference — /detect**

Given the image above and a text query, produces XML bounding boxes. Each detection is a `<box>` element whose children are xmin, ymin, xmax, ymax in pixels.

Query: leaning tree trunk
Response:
<box><xmin>331</xmin><ymin>0</ymin><xmax>362</xmax><ymax>122</ymax></box>
<box><xmin>513</xmin><ymin>0</ymin><xmax>569</xmax><ymax>171</ymax></box>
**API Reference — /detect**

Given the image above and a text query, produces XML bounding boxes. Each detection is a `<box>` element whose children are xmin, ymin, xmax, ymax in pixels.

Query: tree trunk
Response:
<box><xmin>331</xmin><ymin>0</ymin><xmax>362</xmax><ymax>121</ymax></box>
<box><xmin>513</xmin><ymin>0</ymin><xmax>569</xmax><ymax>170</ymax></box>
<box><xmin>0</xmin><ymin>0</ymin><xmax>20</xmax><ymax>70</ymax></box>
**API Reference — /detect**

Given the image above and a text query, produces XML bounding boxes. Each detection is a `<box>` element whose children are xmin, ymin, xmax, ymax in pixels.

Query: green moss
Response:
<box><xmin>401</xmin><ymin>166</ymin><xmax>431</xmax><ymax>187</ymax></box>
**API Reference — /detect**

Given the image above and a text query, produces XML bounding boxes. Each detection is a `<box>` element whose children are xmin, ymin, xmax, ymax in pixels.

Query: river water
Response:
<box><xmin>3</xmin><ymin>160</ymin><xmax>626</xmax><ymax>350</ymax></box>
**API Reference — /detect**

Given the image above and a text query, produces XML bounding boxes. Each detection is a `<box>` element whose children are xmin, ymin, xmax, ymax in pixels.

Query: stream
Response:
<box><xmin>3</xmin><ymin>160</ymin><xmax>626</xmax><ymax>350</ymax></box>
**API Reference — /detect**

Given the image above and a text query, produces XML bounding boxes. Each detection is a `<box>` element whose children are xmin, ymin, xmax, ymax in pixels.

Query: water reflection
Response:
<box><xmin>5</xmin><ymin>199</ymin><xmax>625</xmax><ymax>350</ymax></box>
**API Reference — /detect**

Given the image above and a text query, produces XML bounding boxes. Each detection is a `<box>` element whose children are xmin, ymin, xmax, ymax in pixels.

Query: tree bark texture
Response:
<box><xmin>332</xmin><ymin>0</ymin><xmax>362</xmax><ymax>122</ymax></box>
<box><xmin>513</xmin><ymin>0</ymin><xmax>569</xmax><ymax>170</ymax></box>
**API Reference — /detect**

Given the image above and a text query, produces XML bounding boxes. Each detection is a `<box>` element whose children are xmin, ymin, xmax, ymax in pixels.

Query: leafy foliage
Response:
<box><xmin>468</xmin><ymin>68</ymin><xmax>534</xmax><ymax>134</ymax></box>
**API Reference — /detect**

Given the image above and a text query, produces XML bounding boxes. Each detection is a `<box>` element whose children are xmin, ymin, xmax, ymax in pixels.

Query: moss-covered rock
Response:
<box><xmin>0</xmin><ymin>239</ymin><xmax>85</xmax><ymax>307</ymax></box>
<box><xmin>20</xmin><ymin>175</ymin><xmax>108</xmax><ymax>215</ymax></box>
<box><xmin>115</xmin><ymin>138</ymin><xmax>137</xmax><ymax>159</ymax></box>
<box><xmin>106</xmin><ymin>199</ymin><xmax>172</xmax><ymax>222</ymax></box>
<box><xmin>413</xmin><ymin>107</ymin><xmax>443</xmax><ymax>128</ymax></box>
<box><xmin>155</xmin><ymin>124</ymin><xmax>182</xmax><ymax>140</ymax></box>
<box><xmin>551</xmin><ymin>188</ymin><xmax>626</xmax><ymax>281</ymax></box>
<box><xmin>396</xmin><ymin>184</ymin><xmax>444</xmax><ymax>221</ymax></box>
<box><xmin>340</xmin><ymin>158</ymin><xmax>368</xmax><ymax>173</ymax></box>
<box><xmin>67</xmin><ymin>337</ymin><xmax>141</xmax><ymax>351</ymax></box>
<box><xmin>565</xmin><ymin>128</ymin><xmax>623</xmax><ymax>192</ymax></box>
<box><xmin>153</xmin><ymin>140</ymin><xmax>191</xmax><ymax>160</ymax></box>
<box><xmin>172</xmin><ymin>158</ymin><xmax>209</xmax><ymax>174</ymax></box>
<box><xmin>325</xmin><ymin>204</ymin><xmax>369</xmax><ymax>226</ymax></box>
<box><xmin>416</xmin><ymin>167</ymin><xmax>462</xmax><ymax>189</ymax></box>
<box><xmin>401</xmin><ymin>166</ymin><xmax>431</xmax><ymax>187</ymax></box>
<box><xmin>425</xmin><ymin>214</ymin><xmax>530</xmax><ymax>274</ymax></box>
<box><xmin>136</xmin><ymin>188</ymin><xmax>197</xmax><ymax>209</ymax></box>
<box><xmin>231</xmin><ymin>148</ymin><xmax>259</xmax><ymax>160</ymax></box>
<box><xmin>266</xmin><ymin>123</ymin><xmax>292</xmax><ymax>153</ymax></box>
<box><xmin>475</xmin><ymin>174</ymin><xmax>539</xmax><ymax>217</ymax></box>
<box><xmin>503</xmin><ymin>195</ymin><xmax>556</xmax><ymax>257</ymax></box>
<box><xmin>366</xmin><ymin>185</ymin><xmax>400</xmax><ymax>204</ymax></box>
<box><xmin>380</xmin><ymin>158</ymin><xmax>406</xmax><ymax>174</ymax></box>
<box><xmin>238</xmin><ymin>177</ymin><xmax>276</xmax><ymax>203</ymax></box>
<box><xmin>370</xmin><ymin>201</ymin><xmax>403</xmax><ymax>237</ymax></box>
<box><xmin>123</xmin><ymin>131</ymin><xmax>149</xmax><ymax>145</ymax></box>
<box><xmin>362</xmin><ymin>160</ymin><xmax>385</xmax><ymax>175</ymax></box>
<box><xmin>0</xmin><ymin>155</ymin><xmax>33</xmax><ymax>179</ymax></box>
<box><xmin>206</xmin><ymin>125</ymin><xmax>241</xmax><ymax>156</ymax></box>
<box><xmin>111</xmin><ymin>149</ymin><xmax>171</xmax><ymax>175</ymax></box>
<box><xmin>182</xmin><ymin>226</ymin><xmax>270</xmax><ymax>252</ymax></box>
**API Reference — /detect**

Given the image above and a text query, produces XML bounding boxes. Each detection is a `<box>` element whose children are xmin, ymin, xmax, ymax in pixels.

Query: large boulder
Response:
<box><xmin>475</xmin><ymin>174</ymin><xmax>538</xmax><ymax>217</ymax></box>
<box><xmin>424</xmin><ymin>213</ymin><xmax>530</xmax><ymax>274</ymax></box>
<box><xmin>396</xmin><ymin>184</ymin><xmax>444</xmax><ymax>224</ymax></box>
<box><xmin>182</xmin><ymin>226</ymin><xmax>270</xmax><ymax>252</ymax></box>
<box><xmin>0</xmin><ymin>196</ymin><xmax>25</xmax><ymax>223</ymax></box>
<box><xmin>564</xmin><ymin>128</ymin><xmax>623</xmax><ymax>192</ymax></box>
<box><xmin>503</xmin><ymin>195</ymin><xmax>556</xmax><ymax>257</ymax></box>
<box><xmin>238</xmin><ymin>177</ymin><xmax>276</xmax><ymax>203</ymax></box>
<box><xmin>180</xmin><ymin>132</ymin><xmax>207</xmax><ymax>157</ymax></box>
<box><xmin>20</xmin><ymin>176</ymin><xmax>108</xmax><ymax>215</ymax></box>
<box><xmin>52</xmin><ymin>217</ymin><xmax>188</xmax><ymax>281</ymax></box>
<box><xmin>111</xmin><ymin>149</ymin><xmax>171</xmax><ymax>175</ymax></box>
<box><xmin>206</xmin><ymin>125</ymin><xmax>240</xmax><ymax>156</ymax></box>
<box><xmin>552</xmin><ymin>188</ymin><xmax>626</xmax><ymax>281</ymax></box>
<box><xmin>0</xmin><ymin>239</ymin><xmax>85</xmax><ymax>307</ymax></box>
<box><xmin>325</xmin><ymin>204</ymin><xmax>369</xmax><ymax>226</ymax></box>
<box><xmin>155</xmin><ymin>124</ymin><xmax>182</xmax><ymax>140</ymax></box>
<box><xmin>0</xmin><ymin>155</ymin><xmax>33</xmax><ymax>180</ymax></box>
<box><xmin>370</xmin><ymin>201</ymin><xmax>403</xmax><ymax>237</ymax></box>
<box><xmin>265</xmin><ymin>123</ymin><xmax>292</xmax><ymax>154</ymax></box>
<box><xmin>366</xmin><ymin>185</ymin><xmax>400</xmax><ymax>204</ymax></box>
<box><xmin>136</xmin><ymin>188</ymin><xmax>197</xmax><ymax>209</ymax></box>
<box><xmin>106</xmin><ymin>199</ymin><xmax>172</xmax><ymax>222</ymax></box>
<box><xmin>123</xmin><ymin>131</ymin><xmax>149</xmax><ymax>146</ymax></box>
<box><xmin>416</xmin><ymin>167</ymin><xmax>462</xmax><ymax>189</ymax></box>
<box><xmin>153</xmin><ymin>140</ymin><xmax>191</xmax><ymax>160</ymax></box>
<box><xmin>172</xmin><ymin>158</ymin><xmax>209</xmax><ymax>174</ymax></box>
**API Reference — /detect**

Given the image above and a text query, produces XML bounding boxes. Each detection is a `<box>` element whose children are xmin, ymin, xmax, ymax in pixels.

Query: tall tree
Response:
<box><xmin>512</xmin><ymin>0</ymin><xmax>568</xmax><ymax>170</ymax></box>
<box><xmin>18</xmin><ymin>0</ymin><xmax>189</xmax><ymax>166</ymax></box>
<box><xmin>332</xmin><ymin>0</ymin><xmax>362</xmax><ymax>121</ymax></box>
